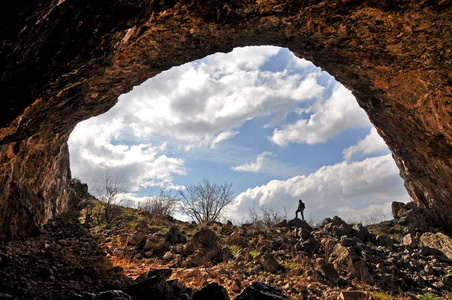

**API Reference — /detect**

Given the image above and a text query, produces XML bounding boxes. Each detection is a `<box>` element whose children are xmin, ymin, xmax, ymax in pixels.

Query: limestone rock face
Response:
<box><xmin>420</xmin><ymin>232</ymin><xmax>452</xmax><ymax>261</ymax></box>
<box><xmin>1</xmin><ymin>1</ymin><xmax>451</xmax><ymax>239</ymax></box>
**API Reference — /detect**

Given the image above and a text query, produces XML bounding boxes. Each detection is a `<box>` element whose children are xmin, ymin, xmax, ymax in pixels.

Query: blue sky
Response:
<box><xmin>68</xmin><ymin>46</ymin><xmax>410</xmax><ymax>224</ymax></box>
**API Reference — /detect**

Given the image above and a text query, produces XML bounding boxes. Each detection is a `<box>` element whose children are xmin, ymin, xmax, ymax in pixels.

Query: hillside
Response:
<box><xmin>1</xmin><ymin>197</ymin><xmax>452</xmax><ymax>300</ymax></box>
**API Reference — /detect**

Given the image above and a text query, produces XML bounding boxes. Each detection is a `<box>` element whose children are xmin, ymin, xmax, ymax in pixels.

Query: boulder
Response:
<box><xmin>260</xmin><ymin>253</ymin><xmax>282</xmax><ymax>274</ymax></box>
<box><xmin>376</xmin><ymin>235</ymin><xmax>393</xmax><ymax>247</ymax></box>
<box><xmin>128</xmin><ymin>231</ymin><xmax>147</xmax><ymax>246</ymax></box>
<box><xmin>420</xmin><ymin>232</ymin><xmax>452</xmax><ymax>260</ymax></box>
<box><xmin>147</xmin><ymin>269</ymin><xmax>173</xmax><ymax>280</ymax></box>
<box><xmin>331</xmin><ymin>216</ymin><xmax>347</xmax><ymax>227</ymax></box>
<box><xmin>166</xmin><ymin>226</ymin><xmax>187</xmax><ymax>244</ymax></box>
<box><xmin>184</xmin><ymin>228</ymin><xmax>224</xmax><ymax>266</ymax></box>
<box><xmin>322</xmin><ymin>217</ymin><xmax>352</xmax><ymax>237</ymax></box>
<box><xmin>235</xmin><ymin>282</ymin><xmax>292</xmax><ymax>300</ymax></box>
<box><xmin>108</xmin><ymin>266</ymin><xmax>124</xmax><ymax>276</ymax></box>
<box><xmin>299</xmin><ymin>237</ymin><xmax>320</xmax><ymax>254</ymax></box>
<box><xmin>338</xmin><ymin>291</ymin><xmax>369</xmax><ymax>300</ymax></box>
<box><xmin>144</xmin><ymin>250</ymin><xmax>154</xmax><ymax>258</ymax></box>
<box><xmin>444</xmin><ymin>274</ymin><xmax>452</xmax><ymax>285</ymax></box>
<box><xmin>226</xmin><ymin>230</ymin><xmax>246</xmax><ymax>246</ymax></box>
<box><xmin>124</xmin><ymin>275</ymin><xmax>175</xmax><ymax>300</ymax></box>
<box><xmin>323</xmin><ymin>239</ymin><xmax>371</xmax><ymax>282</ymax></box>
<box><xmin>143</xmin><ymin>232</ymin><xmax>170</xmax><ymax>253</ymax></box>
<box><xmin>163</xmin><ymin>251</ymin><xmax>173</xmax><ymax>261</ymax></box>
<box><xmin>351</xmin><ymin>224</ymin><xmax>368</xmax><ymax>241</ymax></box>
<box><xmin>187</xmin><ymin>228</ymin><xmax>219</xmax><ymax>251</ymax></box>
<box><xmin>231</xmin><ymin>279</ymin><xmax>242</xmax><ymax>293</ymax></box>
<box><xmin>332</xmin><ymin>224</ymin><xmax>352</xmax><ymax>237</ymax></box>
<box><xmin>418</xmin><ymin>246</ymin><xmax>441</xmax><ymax>256</ymax></box>
<box><xmin>402</xmin><ymin>233</ymin><xmax>419</xmax><ymax>248</ymax></box>
<box><xmin>392</xmin><ymin>201</ymin><xmax>410</xmax><ymax>219</ymax></box>
<box><xmin>341</xmin><ymin>236</ymin><xmax>358</xmax><ymax>247</ymax></box>
<box><xmin>299</xmin><ymin>229</ymin><xmax>312</xmax><ymax>241</ymax></box>
<box><xmin>187</xmin><ymin>248</ymin><xmax>221</xmax><ymax>267</ymax></box>
<box><xmin>276</xmin><ymin>219</ymin><xmax>287</xmax><ymax>228</ymax></box>
<box><xmin>286</xmin><ymin>219</ymin><xmax>313</xmax><ymax>232</ymax></box>
<box><xmin>316</xmin><ymin>263</ymin><xmax>339</xmax><ymax>284</ymax></box>
<box><xmin>350</xmin><ymin>259</ymin><xmax>372</xmax><ymax>282</ymax></box>
<box><xmin>192</xmin><ymin>283</ymin><xmax>229</xmax><ymax>300</ymax></box>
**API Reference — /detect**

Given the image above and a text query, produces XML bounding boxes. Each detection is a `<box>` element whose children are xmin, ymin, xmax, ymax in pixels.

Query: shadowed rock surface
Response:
<box><xmin>2</xmin><ymin>204</ymin><xmax>452</xmax><ymax>299</ymax></box>
<box><xmin>1</xmin><ymin>1</ymin><xmax>451</xmax><ymax>239</ymax></box>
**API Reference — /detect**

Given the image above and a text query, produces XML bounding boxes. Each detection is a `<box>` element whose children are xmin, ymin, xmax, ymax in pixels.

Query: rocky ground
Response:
<box><xmin>1</xmin><ymin>199</ymin><xmax>452</xmax><ymax>300</ymax></box>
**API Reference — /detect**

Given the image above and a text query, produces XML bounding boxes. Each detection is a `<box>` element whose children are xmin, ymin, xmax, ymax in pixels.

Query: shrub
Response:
<box><xmin>248</xmin><ymin>204</ymin><xmax>288</xmax><ymax>230</ymax></box>
<box><xmin>138</xmin><ymin>190</ymin><xmax>176</xmax><ymax>221</ymax></box>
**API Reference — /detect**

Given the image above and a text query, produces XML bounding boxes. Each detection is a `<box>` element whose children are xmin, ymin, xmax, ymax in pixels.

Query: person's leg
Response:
<box><xmin>301</xmin><ymin>211</ymin><xmax>304</xmax><ymax>221</ymax></box>
<box><xmin>295</xmin><ymin>210</ymin><xmax>298</xmax><ymax>218</ymax></box>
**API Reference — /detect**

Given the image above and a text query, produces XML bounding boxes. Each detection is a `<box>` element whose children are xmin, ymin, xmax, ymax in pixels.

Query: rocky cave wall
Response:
<box><xmin>0</xmin><ymin>0</ymin><xmax>451</xmax><ymax>240</ymax></box>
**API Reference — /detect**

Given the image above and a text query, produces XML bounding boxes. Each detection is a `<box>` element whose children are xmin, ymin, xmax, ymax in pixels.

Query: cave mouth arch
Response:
<box><xmin>1</xmin><ymin>0</ymin><xmax>451</xmax><ymax>240</ymax></box>
<box><xmin>68</xmin><ymin>46</ymin><xmax>409</xmax><ymax>224</ymax></box>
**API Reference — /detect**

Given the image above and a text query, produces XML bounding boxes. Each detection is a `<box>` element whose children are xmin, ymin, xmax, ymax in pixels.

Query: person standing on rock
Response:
<box><xmin>295</xmin><ymin>199</ymin><xmax>305</xmax><ymax>220</ymax></box>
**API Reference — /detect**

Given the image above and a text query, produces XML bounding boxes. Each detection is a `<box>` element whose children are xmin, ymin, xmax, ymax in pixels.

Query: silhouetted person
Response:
<box><xmin>295</xmin><ymin>199</ymin><xmax>305</xmax><ymax>220</ymax></box>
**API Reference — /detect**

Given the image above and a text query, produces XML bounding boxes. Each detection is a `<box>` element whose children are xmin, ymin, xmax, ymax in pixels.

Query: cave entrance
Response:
<box><xmin>68</xmin><ymin>46</ymin><xmax>409</xmax><ymax>225</ymax></box>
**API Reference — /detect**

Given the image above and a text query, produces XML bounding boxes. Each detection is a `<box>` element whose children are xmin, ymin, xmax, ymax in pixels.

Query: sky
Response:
<box><xmin>68</xmin><ymin>46</ymin><xmax>410</xmax><ymax>225</ymax></box>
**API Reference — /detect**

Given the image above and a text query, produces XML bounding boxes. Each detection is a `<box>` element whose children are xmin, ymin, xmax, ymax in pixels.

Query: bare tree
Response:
<box><xmin>138</xmin><ymin>190</ymin><xmax>176</xmax><ymax>221</ymax></box>
<box><xmin>248</xmin><ymin>203</ymin><xmax>288</xmax><ymax>230</ymax></box>
<box><xmin>178</xmin><ymin>179</ymin><xmax>234</xmax><ymax>224</ymax></box>
<box><xmin>93</xmin><ymin>174</ymin><xmax>125</xmax><ymax>224</ymax></box>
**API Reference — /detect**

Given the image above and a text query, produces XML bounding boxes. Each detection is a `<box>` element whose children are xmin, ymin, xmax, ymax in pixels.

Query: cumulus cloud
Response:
<box><xmin>270</xmin><ymin>84</ymin><xmax>370</xmax><ymax>146</ymax></box>
<box><xmin>68</xmin><ymin>44</ymin><xmax>406</xmax><ymax>221</ymax></box>
<box><xmin>68</xmin><ymin>120</ymin><xmax>186</xmax><ymax>192</ymax></box>
<box><xmin>69</xmin><ymin>46</ymin><xmax>328</xmax><ymax>192</ymax></box>
<box><xmin>232</xmin><ymin>151</ymin><xmax>275</xmax><ymax>173</ymax></box>
<box><xmin>227</xmin><ymin>154</ymin><xmax>408</xmax><ymax>223</ymax></box>
<box><xmin>104</xmin><ymin>46</ymin><xmax>325</xmax><ymax>146</ymax></box>
<box><xmin>343</xmin><ymin>127</ymin><xmax>388</xmax><ymax>161</ymax></box>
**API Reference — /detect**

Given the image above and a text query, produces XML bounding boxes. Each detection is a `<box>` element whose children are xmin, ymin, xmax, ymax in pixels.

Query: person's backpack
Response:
<box><xmin>299</xmin><ymin>201</ymin><xmax>305</xmax><ymax>210</ymax></box>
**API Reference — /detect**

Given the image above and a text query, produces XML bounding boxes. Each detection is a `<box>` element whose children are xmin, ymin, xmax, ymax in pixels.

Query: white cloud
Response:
<box><xmin>335</xmin><ymin>202</ymin><xmax>394</xmax><ymax>225</ymax></box>
<box><xmin>210</xmin><ymin>130</ymin><xmax>239</xmax><ymax>148</ymax></box>
<box><xmin>227</xmin><ymin>154</ymin><xmax>409</xmax><ymax>223</ymax></box>
<box><xmin>232</xmin><ymin>151</ymin><xmax>275</xmax><ymax>173</ymax></box>
<box><xmin>68</xmin><ymin>44</ymin><xmax>404</xmax><ymax>220</ymax></box>
<box><xmin>68</xmin><ymin>120</ymin><xmax>186</xmax><ymax>192</ymax></box>
<box><xmin>69</xmin><ymin>46</ymin><xmax>328</xmax><ymax>192</ymax></box>
<box><xmin>289</xmin><ymin>56</ymin><xmax>312</xmax><ymax>69</ymax></box>
<box><xmin>204</xmin><ymin>46</ymin><xmax>281</xmax><ymax>73</ymax></box>
<box><xmin>270</xmin><ymin>84</ymin><xmax>370</xmax><ymax>146</ymax></box>
<box><xmin>343</xmin><ymin>127</ymin><xmax>388</xmax><ymax>161</ymax></box>
<box><xmin>101</xmin><ymin>46</ymin><xmax>324</xmax><ymax>146</ymax></box>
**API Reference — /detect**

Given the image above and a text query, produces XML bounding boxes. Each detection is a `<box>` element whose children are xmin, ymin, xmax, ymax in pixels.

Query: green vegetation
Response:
<box><xmin>285</xmin><ymin>262</ymin><xmax>299</xmax><ymax>270</ymax></box>
<box><xmin>149</xmin><ymin>225</ymin><xmax>170</xmax><ymax>232</ymax></box>
<box><xmin>364</xmin><ymin>291</ymin><xmax>395</xmax><ymax>300</ymax></box>
<box><xmin>229</xmin><ymin>245</ymin><xmax>241</xmax><ymax>256</ymax></box>
<box><xmin>80</xmin><ymin>199</ymin><xmax>149</xmax><ymax>232</ymax></box>
<box><xmin>417</xmin><ymin>292</ymin><xmax>444</xmax><ymax>300</ymax></box>
<box><xmin>181</xmin><ymin>227</ymin><xmax>199</xmax><ymax>240</ymax></box>
<box><xmin>249</xmin><ymin>250</ymin><xmax>259</xmax><ymax>258</ymax></box>
<box><xmin>443</xmin><ymin>271</ymin><xmax>452</xmax><ymax>278</ymax></box>
<box><xmin>367</xmin><ymin>221</ymin><xmax>405</xmax><ymax>241</ymax></box>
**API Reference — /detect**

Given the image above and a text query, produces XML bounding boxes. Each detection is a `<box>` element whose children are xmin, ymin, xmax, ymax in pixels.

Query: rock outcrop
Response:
<box><xmin>1</xmin><ymin>1</ymin><xmax>451</xmax><ymax>239</ymax></box>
